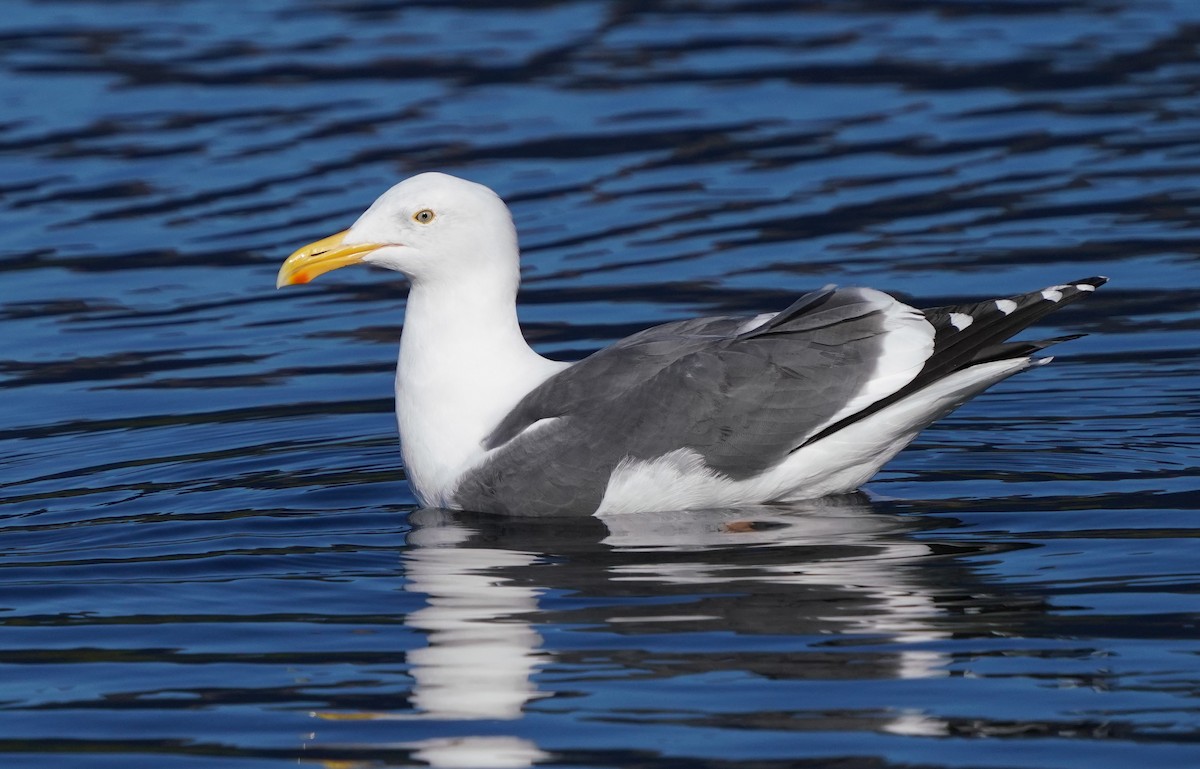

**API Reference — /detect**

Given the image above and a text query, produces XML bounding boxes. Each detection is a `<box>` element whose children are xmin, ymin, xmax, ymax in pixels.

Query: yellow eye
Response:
<box><xmin>413</xmin><ymin>209</ymin><xmax>435</xmax><ymax>224</ymax></box>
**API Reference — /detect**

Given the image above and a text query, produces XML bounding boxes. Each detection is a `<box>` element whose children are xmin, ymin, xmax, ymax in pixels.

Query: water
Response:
<box><xmin>2</xmin><ymin>1</ymin><xmax>1199</xmax><ymax>767</ymax></box>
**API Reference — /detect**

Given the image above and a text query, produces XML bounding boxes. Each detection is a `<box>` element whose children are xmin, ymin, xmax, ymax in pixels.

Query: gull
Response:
<box><xmin>277</xmin><ymin>172</ymin><xmax>1104</xmax><ymax>516</ymax></box>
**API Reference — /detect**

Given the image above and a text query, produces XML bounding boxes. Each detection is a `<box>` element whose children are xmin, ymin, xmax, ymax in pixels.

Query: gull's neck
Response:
<box><xmin>396</xmin><ymin>273</ymin><xmax>566</xmax><ymax>506</ymax></box>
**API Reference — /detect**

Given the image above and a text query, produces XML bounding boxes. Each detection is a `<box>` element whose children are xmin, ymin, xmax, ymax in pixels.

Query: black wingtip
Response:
<box><xmin>1069</xmin><ymin>276</ymin><xmax>1108</xmax><ymax>289</ymax></box>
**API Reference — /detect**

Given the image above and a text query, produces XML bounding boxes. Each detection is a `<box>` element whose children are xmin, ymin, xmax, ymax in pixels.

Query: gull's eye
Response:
<box><xmin>413</xmin><ymin>209</ymin><xmax>436</xmax><ymax>224</ymax></box>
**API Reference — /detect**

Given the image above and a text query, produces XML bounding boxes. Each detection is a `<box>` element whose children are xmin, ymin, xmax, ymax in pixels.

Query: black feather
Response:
<box><xmin>798</xmin><ymin>277</ymin><xmax>1107</xmax><ymax>448</ymax></box>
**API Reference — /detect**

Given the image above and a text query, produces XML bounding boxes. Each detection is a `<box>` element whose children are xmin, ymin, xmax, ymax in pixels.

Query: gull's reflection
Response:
<box><xmin>319</xmin><ymin>494</ymin><xmax>1024</xmax><ymax>765</ymax></box>
<box><xmin>310</xmin><ymin>519</ymin><xmax>556</xmax><ymax>769</ymax></box>
<box><xmin>404</xmin><ymin>522</ymin><xmax>548</xmax><ymax>720</ymax></box>
<box><xmin>598</xmin><ymin>499</ymin><xmax>954</xmax><ymax>682</ymax></box>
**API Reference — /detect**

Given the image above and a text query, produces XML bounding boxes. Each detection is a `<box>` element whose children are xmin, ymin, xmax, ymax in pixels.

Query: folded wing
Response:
<box><xmin>455</xmin><ymin>286</ymin><xmax>937</xmax><ymax>515</ymax></box>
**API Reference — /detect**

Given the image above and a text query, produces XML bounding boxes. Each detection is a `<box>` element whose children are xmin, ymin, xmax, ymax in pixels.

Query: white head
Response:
<box><xmin>276</xmin><ymin>172</ymin><xmax>521</xmax><ymax>291</ymax></box>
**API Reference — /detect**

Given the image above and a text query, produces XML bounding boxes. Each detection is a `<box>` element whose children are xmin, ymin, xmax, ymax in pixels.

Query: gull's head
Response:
<box><xmin>276</xmin><ymin>172</ymin><xmax>519</xmax><ymax>289</ymax></box>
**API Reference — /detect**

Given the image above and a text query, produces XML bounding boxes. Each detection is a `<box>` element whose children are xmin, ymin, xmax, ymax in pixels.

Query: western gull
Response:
<box><xmin>276</xmin><ymin>172</ymin><xmax>1105</xmax><ymax>516</ymax></box>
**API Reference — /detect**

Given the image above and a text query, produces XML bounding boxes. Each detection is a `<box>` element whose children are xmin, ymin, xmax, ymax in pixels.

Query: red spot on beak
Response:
<box><xmin>293</xmin><ymin>271</ymin><xmax>311</xmax><ymax>285</ymax></box>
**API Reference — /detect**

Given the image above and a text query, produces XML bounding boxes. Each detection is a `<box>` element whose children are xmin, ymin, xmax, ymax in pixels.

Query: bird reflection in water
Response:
<box><xmin>305</xmin><ymin>494</ymin><xmax>1036</xmax><ymax>766</ymax></box>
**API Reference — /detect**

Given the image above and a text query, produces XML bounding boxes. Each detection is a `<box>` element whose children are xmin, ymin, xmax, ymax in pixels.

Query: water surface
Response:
<box><xmin>2</xmin><ymin>1</ymin><xmax>1199</xmax><ymax>767</ymax></box>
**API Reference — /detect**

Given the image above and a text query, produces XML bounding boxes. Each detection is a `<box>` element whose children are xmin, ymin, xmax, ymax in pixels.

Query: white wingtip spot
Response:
<box><xmin>995</xmin><ymin>299</ymin><xmax>1017</xmax><ymax>315</ymax></box>
<box><xmin>1041</xmin><ymin>289</ymin><xmax>1063</xmax><ymax>302</ymax></box>
<box><xmin>949</xmin><ymin>312</ymin><xmax>973</xmax><ymax>330</ymax></box>
<box><xmin>1075</xmin><ymin>283</ymin><xmax>1096</xmax><ymax>292</ymax></box>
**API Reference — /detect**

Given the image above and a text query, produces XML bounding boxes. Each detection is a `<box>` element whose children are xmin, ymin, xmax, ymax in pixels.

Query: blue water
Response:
<box><xmin>2</xmin><ymin>1</ymin><xmax>1199</xmax><ymax>767</ymax></box>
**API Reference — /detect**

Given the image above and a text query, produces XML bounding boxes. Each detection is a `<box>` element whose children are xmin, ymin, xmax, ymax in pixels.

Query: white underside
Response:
<box><xmin>595</xmin><ymin>357</ymin><xmax>1036</xmax><ymax>515</ymax></box>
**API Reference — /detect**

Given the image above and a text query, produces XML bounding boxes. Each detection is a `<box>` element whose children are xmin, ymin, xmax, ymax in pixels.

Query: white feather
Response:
<box><xmin>949</xmin><ymin>312</ymin><xmax>973</xmax><ymax>330</ymax></box>
<box><xmin>347</xmin><ymin>174</ymin><xmax>570</xmax><ymax>506</ymax></box>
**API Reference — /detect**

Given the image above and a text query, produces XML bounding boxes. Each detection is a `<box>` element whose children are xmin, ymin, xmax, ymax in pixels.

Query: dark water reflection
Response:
<box><xmin>3</xmin><ymin>0</ymin><xmax>1200</xmax><ymax>767</ymax></box>
<box><xmin>292</xmin><ymin>496</ymin><xmax>1188</xmax><ymax>767</ymax></box>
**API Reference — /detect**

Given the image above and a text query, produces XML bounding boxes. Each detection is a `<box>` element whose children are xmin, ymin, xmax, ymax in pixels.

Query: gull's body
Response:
<box><xmin>278</xmin><ymin>172</ymin><xmax>1104</xmax><ymax>517</ymax></box>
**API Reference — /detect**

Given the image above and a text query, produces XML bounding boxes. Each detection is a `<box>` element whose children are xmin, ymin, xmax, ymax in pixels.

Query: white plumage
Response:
<box><xmin>277</xmin><ymin>172</ymin><xmax>1105</xmax><ymax>517</ymax></box>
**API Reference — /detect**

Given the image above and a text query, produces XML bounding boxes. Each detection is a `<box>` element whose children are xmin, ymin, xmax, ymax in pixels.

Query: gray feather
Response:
<box><xmin>456</xmin><ymin>287</ymin><xmax>896</xmax><ymax>516</ymax></box>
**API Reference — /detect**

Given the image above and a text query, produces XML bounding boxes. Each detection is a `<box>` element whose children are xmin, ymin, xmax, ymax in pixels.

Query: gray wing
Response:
<box><xmin>451</xmin><ymin>287</ymin><xmax>915</xmax><ymax>516</ymax></box>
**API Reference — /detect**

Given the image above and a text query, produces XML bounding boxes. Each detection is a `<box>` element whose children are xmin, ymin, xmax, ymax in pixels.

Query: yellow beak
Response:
<box><xmin>275</xmin><ymin>230</ymin><xmax>385</xmax><ymax>288</ymax></box>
